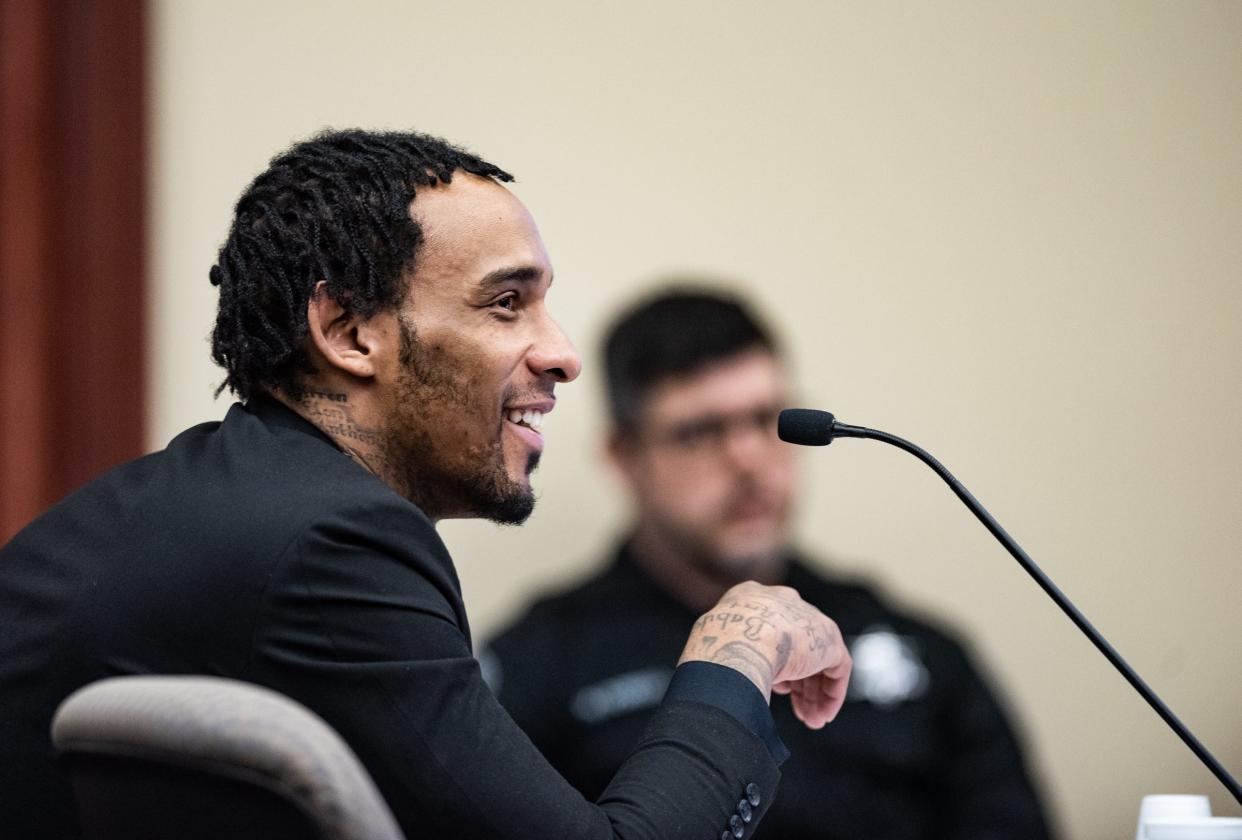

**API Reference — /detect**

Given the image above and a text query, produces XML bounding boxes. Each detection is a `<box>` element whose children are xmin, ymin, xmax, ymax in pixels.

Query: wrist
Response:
<box><xmin>679</xmin><ymin>630</ymin><xmax>776</xmax><ymax>701</ymax></box>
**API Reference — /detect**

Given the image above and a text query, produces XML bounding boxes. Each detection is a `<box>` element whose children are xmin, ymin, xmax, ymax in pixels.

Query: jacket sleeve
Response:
<box><xmin>244</xmin><ymin>499</ymin><xmax>781</xmax><ymax>840</ymax></box>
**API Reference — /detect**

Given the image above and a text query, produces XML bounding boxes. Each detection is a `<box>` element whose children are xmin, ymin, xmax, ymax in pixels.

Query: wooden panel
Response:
<box><xmin>0</xmin><ymin>0</ymin><xmax>57</xmax><ymax>537</ymax></box>
<box><xmin>0</xmin><ymin>0</ymin><xmax>146</xmax><ymax>542</ymax></box>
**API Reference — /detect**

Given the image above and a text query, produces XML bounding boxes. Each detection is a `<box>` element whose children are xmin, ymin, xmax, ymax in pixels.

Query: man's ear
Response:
<box><xmin>304</xmin><ymin>282</ymin><xmax>385</xmax><ymax>380</ymax></box>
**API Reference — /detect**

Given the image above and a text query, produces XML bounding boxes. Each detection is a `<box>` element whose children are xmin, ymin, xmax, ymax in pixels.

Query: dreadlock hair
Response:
<box><xmin>209</xmin><ymin>129</ymin><xmax>513</xmax><ymax>401</ymax></box>
<box><xmin>603</xmin><ymin>286</ymin><xmax>780</xmax><ymax>433</ymax></box>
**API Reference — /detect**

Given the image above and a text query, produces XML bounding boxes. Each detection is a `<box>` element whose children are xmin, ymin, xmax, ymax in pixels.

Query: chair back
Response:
<box><xmin>52</xmin><ymin>675</ymin><xmax>406</xmax><ymax>840</ymax></box>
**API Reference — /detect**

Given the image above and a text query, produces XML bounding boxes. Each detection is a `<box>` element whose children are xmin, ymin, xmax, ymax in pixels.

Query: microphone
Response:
<box><xmin>778</xmin><ymin>409</ymin><xmax>864</xmax><ymax>446</ymax></box>
<box><xmin>778</xmin><ymin>408</ymin><xmax>1242</xmax><ymax>807</ymax></box>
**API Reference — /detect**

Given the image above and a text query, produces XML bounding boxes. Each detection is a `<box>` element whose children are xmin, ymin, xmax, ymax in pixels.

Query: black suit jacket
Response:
<box><xmin>0</xmin><ymin>399</ymin><xmax>780</xmax><ymax>839</ymax></box>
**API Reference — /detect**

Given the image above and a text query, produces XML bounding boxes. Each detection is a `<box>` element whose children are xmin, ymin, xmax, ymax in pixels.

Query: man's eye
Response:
<box><xmin>670</xmin><ymin>420</ymin><xmax>725</xmax><ymax>448</ymax></box>
<box><xmin>670</xmin><ymin>425</ymin><xmax>706</xmax><ymax>447</ymax></box>
<box><xmin>494</xmin><ymin>293</ymin><xmax>518</xmax><ymax>312</ymax></box>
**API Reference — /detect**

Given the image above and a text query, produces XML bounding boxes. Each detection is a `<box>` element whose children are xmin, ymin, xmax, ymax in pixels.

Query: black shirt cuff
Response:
<box><xmin>662</xmin><ymin>661</ymin><xmax>790</xmax><ymax>765</ymax></box>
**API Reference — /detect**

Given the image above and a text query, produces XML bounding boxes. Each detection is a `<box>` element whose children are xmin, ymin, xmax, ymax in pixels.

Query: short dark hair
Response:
<box><xmin>209</xmin><ymin>129</ymin><xmax>512</xmax><ymax>401</ymax></box>
<box><xmin>602</xmin><ymin>287</ymin><xmax>779</xmax><ymax>431</ymax></box>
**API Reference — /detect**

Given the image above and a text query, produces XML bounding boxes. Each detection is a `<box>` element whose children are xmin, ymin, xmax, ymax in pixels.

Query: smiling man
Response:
<box><xmin>283</xmin><ymin>173</ymin><xmax>568</xmax><ymax>525</ymax></box>
<box><xmin>0</xmin><ymin>130</ymin><xmax>851</xmax><ymax>840</ymax></box>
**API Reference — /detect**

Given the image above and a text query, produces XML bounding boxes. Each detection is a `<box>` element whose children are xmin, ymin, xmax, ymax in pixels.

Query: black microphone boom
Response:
<box><xmin>777</xmin><ymin>408</ymin><xmax>1242</xmax><ymax>807</ymax></box>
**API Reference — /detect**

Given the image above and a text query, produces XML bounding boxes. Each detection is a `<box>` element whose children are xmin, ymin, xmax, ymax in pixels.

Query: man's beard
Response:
<box><xmin>385</xmin><ymin>318</ymin><xmax>537</xmax><ymax>525</ymax></box>
<box><xmin>683</xmin><ymin>536</ymin><xmax>783</xmax><ymax>584</ymax></box>
<box><xmin>654</xmin><ymin>481</ymin><xmax>788</xmax><ymax>584</ymax></box>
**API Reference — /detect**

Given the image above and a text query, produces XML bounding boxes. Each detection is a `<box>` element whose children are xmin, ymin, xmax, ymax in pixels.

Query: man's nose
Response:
<box><xmin>529</xmin><ymin>310</ymin><xmax>582</xmax><ymax>383</ymax></box>
<box><xmin>722</xmin><ymin>420</ymin><xmax>771</xmax><ymax>470</ymax></box>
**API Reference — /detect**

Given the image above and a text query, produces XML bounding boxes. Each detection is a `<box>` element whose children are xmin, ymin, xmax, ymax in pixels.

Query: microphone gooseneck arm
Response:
<box><xmin>780</xmin><ymin>409</ymin><xmax>1242</xmax><ymax>807</ymax></box>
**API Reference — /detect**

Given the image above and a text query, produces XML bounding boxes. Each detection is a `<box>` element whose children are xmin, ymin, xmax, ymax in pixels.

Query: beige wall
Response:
<box><xmin>151</xmin><ymin>2</ymin><xmax>1242</xmax><ymax>835</ymax></box>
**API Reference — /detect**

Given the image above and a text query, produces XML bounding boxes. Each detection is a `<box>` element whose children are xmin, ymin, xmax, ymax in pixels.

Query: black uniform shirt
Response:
<box><xmin>483</xmin><ymin>544</ymin><xmax>1054</xmax><ymax>840</ymax></box>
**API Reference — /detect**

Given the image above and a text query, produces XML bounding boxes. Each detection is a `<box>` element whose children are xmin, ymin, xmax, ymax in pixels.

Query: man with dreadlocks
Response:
<box><xmin>0</xmin><ymin>130</ymin><xmax>851</xmax><ymax>839</ymax></box>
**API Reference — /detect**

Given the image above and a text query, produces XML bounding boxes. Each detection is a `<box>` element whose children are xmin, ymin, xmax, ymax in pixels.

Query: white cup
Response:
<box><xmin>1137</xmin><ymin>796</ymin><xmax>1213</xmax><ymax>840</ymax></box>
<box><xmin>1145</xmin><ymin>818</ymin><xmax>1242</xmax><ymax>840</ymax></box>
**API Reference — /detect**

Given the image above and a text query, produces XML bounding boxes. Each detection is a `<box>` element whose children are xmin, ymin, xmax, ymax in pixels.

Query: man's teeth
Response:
<box><xmin>506</xmin><ymin>409</ymin><xmax>545</xmax><ymax>431</ymax></box>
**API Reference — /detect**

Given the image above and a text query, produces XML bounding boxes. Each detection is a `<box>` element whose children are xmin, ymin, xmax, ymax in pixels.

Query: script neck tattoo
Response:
<box><xmin>295</xmin><ymin>390</ymin><xmax>410</xmax><ymax>498</ymax></box>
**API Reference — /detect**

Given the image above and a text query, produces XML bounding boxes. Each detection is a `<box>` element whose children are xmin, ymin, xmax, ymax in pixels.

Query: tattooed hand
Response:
<box><xmin>677</xmin><ymin>581</ymin><xmax>852</xmax><ymax>730</ymax></box>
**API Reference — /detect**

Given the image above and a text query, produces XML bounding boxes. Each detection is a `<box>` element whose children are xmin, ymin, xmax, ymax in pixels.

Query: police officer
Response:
<box><xmin>483</xmin><ymin>288</ymin><xmax>1053</xmax><ymax>840</ymax></box>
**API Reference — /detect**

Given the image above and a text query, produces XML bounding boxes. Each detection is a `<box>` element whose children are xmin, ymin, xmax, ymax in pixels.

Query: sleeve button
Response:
<box><xmin>737</xmin><ymin>799</ymin><xmax>753</xmax><ymax>822</ymax></box>
<box><xmin>745</xmin><ymin>782</ymin><xmax>761</xmax><ymax>807</ymax></box>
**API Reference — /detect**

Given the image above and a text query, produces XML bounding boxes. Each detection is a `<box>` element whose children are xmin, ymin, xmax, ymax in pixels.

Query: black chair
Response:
<box><xmin>52</xmin><ymin>675</ymin><xmax>406</xmax><ymax>840</ymax></box>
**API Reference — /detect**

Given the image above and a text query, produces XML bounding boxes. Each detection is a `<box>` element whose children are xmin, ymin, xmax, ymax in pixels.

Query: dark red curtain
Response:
<box><xmin>1</xmin><ymin>0</ymin><xmax>146</xmax><ymax>542</ymax></box>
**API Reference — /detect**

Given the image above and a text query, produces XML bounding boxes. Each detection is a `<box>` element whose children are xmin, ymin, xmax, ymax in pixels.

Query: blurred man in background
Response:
<box><xmin>484</xmin><ymin>288</ymin><xmax>1053</xmax><ymax>840</ymax></box>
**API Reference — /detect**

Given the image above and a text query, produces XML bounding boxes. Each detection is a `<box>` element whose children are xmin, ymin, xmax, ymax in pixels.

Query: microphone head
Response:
<box><xmin>778</xmin><ymin>409</ymin><xmax>836</xmax><ymax>446</ymax></box>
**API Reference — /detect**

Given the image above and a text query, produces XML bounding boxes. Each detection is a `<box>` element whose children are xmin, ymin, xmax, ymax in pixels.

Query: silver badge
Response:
<box><xmin>846</xmin><ymin>625</ymin><xmax>930</xmax><ymax>706</ymax></box>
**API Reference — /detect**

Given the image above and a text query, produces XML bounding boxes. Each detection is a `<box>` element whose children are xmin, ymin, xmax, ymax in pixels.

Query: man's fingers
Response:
<box><xmin>783</xmin><ymin>655</ymin><xmax>852</xmax><ymax>730</ymax></box>
<box><xmin>819</xmin><ymin>673</ymin><xmax>847</xmax><ymax>724</ymax></box>
<box><xmin>819</xmin><ymin>652</ymin><xmax>852</xmax><ymax>722</ymax></box>
<box><xmin>791</xmin><ymin>679</ymin><xmax>829</xmax><ymax>730</ymax></box>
